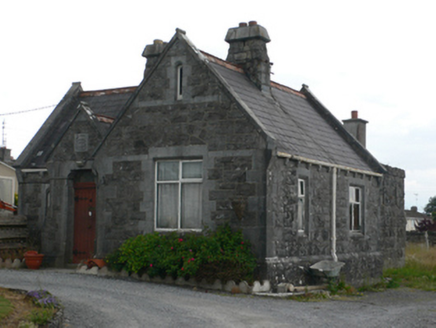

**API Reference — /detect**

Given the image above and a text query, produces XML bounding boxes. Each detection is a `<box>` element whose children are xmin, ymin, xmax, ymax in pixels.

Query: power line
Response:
<box><xmin>0</xmin><ymin>104</ymin><xmax>56</xmax><ymax>116</ymax></box>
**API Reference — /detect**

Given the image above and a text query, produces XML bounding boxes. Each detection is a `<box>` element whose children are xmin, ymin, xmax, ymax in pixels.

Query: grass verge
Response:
<box><xmin>0</xmin><ymin>287</ymin><xmax>60</xmax><ymax>327</ymax></box>
<box><xmin>383</xmin><ymin>243</ymin><xmax>436</xmax><ymax>291</ymax></box>
<box><xmin>0</xmin><ymin>294</ymin><xmax>14</xmax><ymax>321</ymax></box>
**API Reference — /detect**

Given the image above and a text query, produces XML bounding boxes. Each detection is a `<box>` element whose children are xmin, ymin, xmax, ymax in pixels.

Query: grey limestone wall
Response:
<box><xmin>380</xmin><ymin>165</ymin><xmax>406</xmax><ymax>269</ymax></box>
<box><xmin>266</xmin><ymin>156</ymin><xmax>387</xmax><ymax>287</ymax></box>
<box><xmin>94</xmin><ymin>37</ymin><xmax>268</xmax><ymax>262</ymax></box>
<box><xmin>50</xmin><ymin>112</ymin><xmax>103</xmax><ymax>162</ymax></box>
<box><xmin>16</xmin><ymin>171</ymin><xmax>50</xmax><ymax>254</ymax></box>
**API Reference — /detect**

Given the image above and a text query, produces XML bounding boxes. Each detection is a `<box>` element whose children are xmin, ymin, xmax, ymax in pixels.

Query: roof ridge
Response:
<box><xmin>80</xmin><ymin>86</ymin><xmax>137</xmax><ymax>97</ymax></box>
<box><xmin>270</xmin><ymin>81</ymin><xmax>305</xmax><ymax>98</ymax></box>
<box><xmin>200</xmin><ymin>51</ymin><xmax>244</xmax><ymax>73</ymax></box>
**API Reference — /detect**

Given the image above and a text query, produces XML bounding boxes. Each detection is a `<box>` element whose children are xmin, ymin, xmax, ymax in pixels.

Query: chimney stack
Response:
<box><xmin>225</xmin><ymin>21</ymin><xmax>271</xmax><ymax>93</ymax></box>
<box><xmin>343</xmin><ymin>111</ymin><xmax>368</xmax><ymax>147</ymax></box>
<box><xmin>142</xmin><ymin>39</ymin><xmax>168</xmax><ymax>76</ymax></box>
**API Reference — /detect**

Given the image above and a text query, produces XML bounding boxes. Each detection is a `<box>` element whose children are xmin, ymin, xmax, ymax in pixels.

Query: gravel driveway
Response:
<box><xmin>1</xmin><ymin>269</ymin><xmax>435</xmax><ymax>327</ymax></box>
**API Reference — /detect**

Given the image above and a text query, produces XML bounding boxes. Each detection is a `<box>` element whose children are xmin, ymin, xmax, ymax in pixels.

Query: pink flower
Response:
<box><xmin>179</xmin><ymin>238</ymin><xmax>183</xmax><ymax>242</ymax></box>
<box><xmin>241</xmin><ymin>241</ymin><xmax>244</xmax><ymax>245</ymax></box>
<box><xmin>191</xmin><ymin>258</ymin><xmax>195</xmax><ymax>261</ymax></box>
<box><xmin>150</xmin><ymin>264</ymin><xmax>153</xmax><ymax>267</ymax></box>
<box><xmin>171</xmin><ymin>247</ymin><xmax>174</xmax><ymax>250</ymax></box>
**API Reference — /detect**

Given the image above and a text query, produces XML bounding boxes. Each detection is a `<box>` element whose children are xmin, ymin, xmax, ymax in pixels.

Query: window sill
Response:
<box><xmin>155</xmin><ymin>228</ymin><xmax>202</xmax><ymax>233</ymax></box>
<box><xmin>297</xmin><ymin>230</ymin><xmax>307</xmax><ymax>238</ymax></box>
<box><xmin>349</xmin><ymin>231</ymin><xmax>365</xmax><ymax>238</ymax></box>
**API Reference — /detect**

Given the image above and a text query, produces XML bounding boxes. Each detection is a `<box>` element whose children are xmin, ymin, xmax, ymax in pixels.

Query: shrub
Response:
<box><xmin>28</xmin><ymin>308</ymin><xmax>56</xmax><ymax>325</ymax></box>
<box><xmin>105</xmin><ymin>224</ymin><xmax>257</xmax><ymax>283</ymax></box>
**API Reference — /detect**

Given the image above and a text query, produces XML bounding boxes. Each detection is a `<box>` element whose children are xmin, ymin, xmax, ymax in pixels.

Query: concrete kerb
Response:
<box><xmin>74</xmin><ymin>264</ymin><xmax>273</xmax><ymax>295</ymax></box>
<box><xmin>0</xmin><ymin>261</ymin><xmax>327</xmax><ymax>297</ymax></box>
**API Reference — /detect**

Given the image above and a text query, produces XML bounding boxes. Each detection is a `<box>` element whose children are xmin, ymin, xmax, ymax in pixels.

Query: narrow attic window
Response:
<box><xmin>176</xmin><ymin>65</ymin><xmax>183</xmax><ymax>100</ymax></box>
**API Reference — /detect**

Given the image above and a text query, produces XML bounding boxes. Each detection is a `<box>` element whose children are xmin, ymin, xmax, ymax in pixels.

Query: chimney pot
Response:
<box><xmin>411</xmin><ymin>206</ymin><xmax>418</xmax><ymax>212</ymax></box>
<box><xmin>249</xmin><ymin>21</ymin><xmax>257</xmax><ymax>26</ymax></box>
<box><xmin>351</xmin><ymin>110</ymin><xmax>358</xmax><ymax>119</ymax></box>
<box><xmin>239</xmin><ymin>22</ymin><xmax>247</xmax><ymax>27</ymax></box>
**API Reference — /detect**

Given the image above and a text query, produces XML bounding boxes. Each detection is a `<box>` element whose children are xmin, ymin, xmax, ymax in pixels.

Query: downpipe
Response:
<box><xmin>331</xmin><ymin>167</ymin><xmax>338</xmax><ymax>262</ymax></box>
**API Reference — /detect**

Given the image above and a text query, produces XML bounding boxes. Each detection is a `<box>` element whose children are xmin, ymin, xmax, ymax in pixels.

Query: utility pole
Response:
<box><xmin>1</xmin><ymin>119</ymin><xmax>6</xmax><ymax>148</ymax></box>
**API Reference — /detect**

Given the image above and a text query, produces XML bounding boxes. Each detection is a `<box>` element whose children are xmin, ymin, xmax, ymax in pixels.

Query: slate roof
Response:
<box><xmin>16</xmin><ymin>85</ymin><xmax>135</xmax><ymax>168</ymax></box>
<box><xmin>204</xmin><ymin>52</ymin><xmax>381</xmax><ymax>173</ymax></box>
<box><xmin>79</xmin><ymin>87</ymin><xmax>136</xmax><ymax>118</ymax></box>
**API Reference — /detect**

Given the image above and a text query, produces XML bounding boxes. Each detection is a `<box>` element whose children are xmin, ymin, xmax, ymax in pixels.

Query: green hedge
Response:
<box><xmin>105</xmin><ymin>225</ymin><xmax>257</xmax><ymax>283</ymax></box>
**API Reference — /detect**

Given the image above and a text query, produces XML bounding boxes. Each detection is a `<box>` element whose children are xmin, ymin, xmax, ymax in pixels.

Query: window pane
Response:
<box><xmin>353</xmin><ymin>204</ymin><xmax>360</xmax><ymax>230</ymax></box>
<box><xmin>182</xmin><ymin>161</ymin><xmax>202</xmax><ymax>179</ymax></box>
<box><xmin>298</xmin><ymin>198</ymin><xmax>305</xmax><ymax>231</ymax></box>
<box><xmin>157</xmin><ymin>184</ymin><xmax>178</xmax><ymax>228</ymax></box>
<box><xmin>298</xmin><ymin>179</ymin><xmax>305</xmax><ymax>196</ymax></box>
<box><xmin>181</xmin><ymin>183</ymin><xmax>201</xmax><ymax>229</ymax></box>
<box><xmin>355</xmin><ymin>188</ymin><xmax>360</xmax><ymax>202</ymax></box>
<box><xmin>349</xmin><ymin>187</ymin><xmax>355</xmax><ymax>202</ymax></box>
<box><xmin>0</xmin><ymin>178</ymin><xmax>13</xmax><ymax>204</ymax></box>
<box><xmin>157</xmin><ymin>162</ymin><xmax>179</xmax><ymax>181</ymax></box>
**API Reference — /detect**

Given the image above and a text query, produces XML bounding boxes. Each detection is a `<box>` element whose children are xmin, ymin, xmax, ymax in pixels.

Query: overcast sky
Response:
<box><xmin>1</xmin><ymin>0</ymin><xmax>435</xmax><ymax>211</ymax></box>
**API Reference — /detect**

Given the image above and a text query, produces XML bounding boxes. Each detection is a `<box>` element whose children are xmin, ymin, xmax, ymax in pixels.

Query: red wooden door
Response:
<box><xmin>73</xmin><ymin>182</ymin><xmax>96</xmax><ymax>263</ymax></box>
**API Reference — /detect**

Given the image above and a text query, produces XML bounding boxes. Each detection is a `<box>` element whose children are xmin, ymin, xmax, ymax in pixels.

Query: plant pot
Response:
<box><xmin>24</xmin><ymin>251</ymin><xmax>44</xmax><ymax>270</ymax></box>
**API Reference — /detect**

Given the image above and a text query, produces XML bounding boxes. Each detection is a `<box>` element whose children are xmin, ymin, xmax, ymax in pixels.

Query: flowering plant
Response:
<box><xmin>26</xmin><ymin>290</ymin><xmax>62</xmax><ymax>309</ymax></box>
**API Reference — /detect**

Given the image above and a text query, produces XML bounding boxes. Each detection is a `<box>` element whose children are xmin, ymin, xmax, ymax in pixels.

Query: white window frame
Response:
<box><xmin>349</xmin><ymin>186</ymin><xmax>362</xmax><ymax>232</ymax></box>
<box><xmin>297</xmin><ymin>178</ymin><xmax>306</xmax><ymax>233</ymax></box>
<box><xmin>176</xmin><ymin>65</ymin><xmax>183</xmax><ymax>100</ymax></box>
<box><xmin>155</xmin><ymin>159</ymin><xmax>202</xmax><ymax>231</ymax></box>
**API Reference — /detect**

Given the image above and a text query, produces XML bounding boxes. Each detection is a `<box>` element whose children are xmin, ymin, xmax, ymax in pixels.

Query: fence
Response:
<box><xmin>406</xmin><ymin>231</ymin><xmax>436</xmax><ymax>247</ymax></box>
<box><xmin>0</xmin><ymin>212</ymin><xmax>28</xmax><ymax>258</ymax></box>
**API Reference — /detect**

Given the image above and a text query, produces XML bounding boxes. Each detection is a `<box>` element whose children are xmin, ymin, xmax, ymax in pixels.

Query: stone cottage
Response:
<box><xmin>14</xmin><ymin>22</ymin><xmax>405</xmax><ymax>286</ymax></box>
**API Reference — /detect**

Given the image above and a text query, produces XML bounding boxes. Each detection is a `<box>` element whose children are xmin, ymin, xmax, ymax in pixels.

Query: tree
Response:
<box><xmin>415</xmin><ymin>218</ymin><xmax>436</xmax><ymax>232</ymax></box>
<box><xmin>424</xmin><ymin>196</ymin><xmax>436</xmax><ymax>220</ymax></box>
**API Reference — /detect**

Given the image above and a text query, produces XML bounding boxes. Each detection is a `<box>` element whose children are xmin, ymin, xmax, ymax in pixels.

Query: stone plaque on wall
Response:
<box><xmin>74</xmin><ymin>133</ymin><xmax>89</xmax><ymax>152</ymax></box>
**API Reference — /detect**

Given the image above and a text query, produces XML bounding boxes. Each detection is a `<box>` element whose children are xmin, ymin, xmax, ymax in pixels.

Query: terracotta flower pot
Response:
<box><xmin>24</xmin><ymin>251</ymin><xmax>44</xmax><ymax>270</ymax></box>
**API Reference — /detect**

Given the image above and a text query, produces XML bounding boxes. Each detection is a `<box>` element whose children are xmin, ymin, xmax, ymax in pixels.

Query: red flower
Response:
<box><xmin>181</xmin><ymin>267</ymin><xmax>184</xmax><ymax>271</ymax></box>
<box><xmin>179</xmin><ymin>238</ymin><xmax>183</xmax><ymax>242</ymax></box>
<box><xmin>171</xmin><ymin>247</ymin><xmax>174</xmax><ymax>250</ymax></box>
<box><xmin>241</xmin><ymin>241</ymin><xmax>244</xmax><ymax>245</ymax></box>
<box><xmin>150</xmin><ymin>264</ymin><xmax>153</xmax><ymax>267</ymax></box>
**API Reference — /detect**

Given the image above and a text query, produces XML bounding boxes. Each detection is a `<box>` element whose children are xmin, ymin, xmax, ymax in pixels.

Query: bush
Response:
<box><xmin>105</xmin><ymin>224</ymin><xmax>257</xmax><ymax>283</ymax></box>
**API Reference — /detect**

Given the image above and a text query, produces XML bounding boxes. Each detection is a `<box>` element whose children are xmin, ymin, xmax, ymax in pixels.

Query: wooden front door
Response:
<box><xmin>73</xmin><ymin>182</ymin><xmax>96</xmax><ymax>263</ymax></box>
